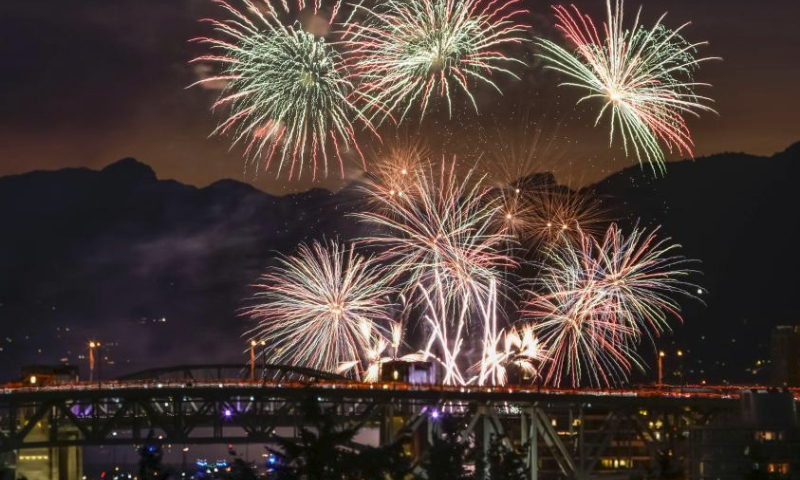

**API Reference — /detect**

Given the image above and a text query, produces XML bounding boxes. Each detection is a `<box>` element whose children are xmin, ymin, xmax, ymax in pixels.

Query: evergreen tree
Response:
<box><xmin>265</xmin><ymin>397</ymin><xmax>362</xmax><ymax>480</ymax></box>
<box><xmin>484</xmin><ymin>436</ymin><xmax>527</xmax><ymax>480</ymax></box>
<box><xmin>353</xmin><ymin>442</ymin><xmax>414</xmax><ymax>480</ymax></box>
<box><xmin>421</xmin><ymin>416</ymin><xmax>473</xmax><ymax>480</ymax></box>
<box><xmin>265</xmin><ymin>397</ymin><xmax>414</xmax><ymax>480</ymax></box>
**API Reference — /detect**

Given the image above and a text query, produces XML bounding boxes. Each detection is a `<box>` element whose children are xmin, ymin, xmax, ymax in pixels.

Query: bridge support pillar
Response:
<box><xmin>379</xmin><ymin>403</ymin><xmax>396</xmax><ymax>446</ymax></box>
<box><xmin>522</xmin><ymin>406</ymin><xmax>538</xmax><ymax>480</ymax></box>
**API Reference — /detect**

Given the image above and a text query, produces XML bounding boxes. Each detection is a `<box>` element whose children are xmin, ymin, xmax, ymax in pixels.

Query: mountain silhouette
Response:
<box><xmin>0</xmin><ymin>159</ymin><xmax>363</xmax><ymax>379</ymax></box>
<box><xmin>586</xmin><ymin>142</ymin><xmax>800</xmax><ymax>384</ymax></box>
<box><xmin>0</xmin><ymin>143</ymin><xmax>798</xmax><ymax>383</ymax></box>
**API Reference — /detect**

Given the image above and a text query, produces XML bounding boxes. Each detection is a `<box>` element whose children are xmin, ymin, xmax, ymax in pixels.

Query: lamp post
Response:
<box><xmin>250</xmin><ymin>340</ymin><xmax>257</xmax><ymax>382</ymax></box>
<box><xmin>260</xmin><ymin>340</ymin><xmax>267</xmax><ymax>379</ymax></box>
<box><xmin>89</xmin><ymin>341</ymin><xmax>101</xmax><ymax>382</ymax></box>
<box><xmin>658</xmin><ymin>351</ymin><xmax>666</xmax><ymax>386</ymax></box>
<box><xmin>677</xmin><ymin>350</ymin><xmax>684</xmax><ymax>385</ymax></box>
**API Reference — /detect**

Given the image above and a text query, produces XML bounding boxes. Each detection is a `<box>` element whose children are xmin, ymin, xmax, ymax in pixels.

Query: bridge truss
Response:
<box><xmin>0</xmin><ymin>365</ymin><xmax>743</xmax><ymax>480</ymax></box>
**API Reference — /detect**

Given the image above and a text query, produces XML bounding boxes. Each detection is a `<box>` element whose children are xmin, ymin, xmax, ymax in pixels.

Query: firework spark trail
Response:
<box><xmin>524</xmin><ymin>223</ymin><xmax>698</xmax><ymax>387</ymax></box>
<box><xmin>244</xmin><ymin>239</ymin><xmax>394</xmax><ymax>375</ymax></box>
<box><xmin>343</xmin><ymin>0</ymin><xmax>529</xmax><ymax>123</ymax></box>
<box><xmin>357</xmin><ymin>160</ymin><xmax>516</xmax><ymax>309</ymax></box>
<box><xmin>474</xmin><ymin>278</ymin><xmax>515</xmax><ymax>386</ymax></box>
<box><xmin>537</xmin><ymin>0</ymin><xmax>717</xmax><ymax>172</ymax></box>
<box><xmin>477</xmin><ymin>279</ymin><xmax>502</xmax><ymax>385</ymax></box>
<box><xmin>191</xmin><ymin>0</ymin><xmax>374</xmax><ymax>180</ymax></box>
<box><xmin>419</xmin><ymin>272</ymin><xmax>470</xmax><ymax>386</ymax></box>
<box><xmin>473</xmin><ymin>279</ymin><xmax>547</xmax><ymax>386</ymax></box>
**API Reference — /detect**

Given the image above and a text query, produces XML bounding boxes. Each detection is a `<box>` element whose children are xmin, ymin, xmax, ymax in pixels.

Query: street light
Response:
<box><xmin>249</xmin><ymin>340</ymin><xmax>268</xmax><ymax>381</ymax></box>
<box><xmin>658</xmin><ymin>351</ymin><xmax>666</xmax><ymax>386</ymax></box>
<box><xmin>260</xmin><ymin>340</ymin><xmax>267</xmax><ymax>380</ymax></box>
<box><xmin>89</xmin><ymin>341</ymin><xmax>101</xmax><ymax>382</ymax></box>
<box><xmin>677</xmin><ymin>350</ymin><xmax>684</xmax><ymax>385</ymax></box>
<box><xmin>250</xmin><ymin>340</ymin><xmax>257</xmax><ymax>382</ymax></box>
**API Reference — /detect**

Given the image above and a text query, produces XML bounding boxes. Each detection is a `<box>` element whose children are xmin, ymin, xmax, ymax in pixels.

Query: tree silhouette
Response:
<box><xmin>265</xmin><ymin>397</ymin><xmax>364</xmax><ymax>480</ymax></box>
<box><xmin>265</xmin><ymin>397</ymin><xmax>413</xmax><ymax>480</ymax></box>
<box><xmin>484</xmin><ymin>436</ymin><xmax>527</xmax><ymax>480</ymax></box>
<box><xmin>421</xmin><ymin>416</ymin><xmax>474</xmax><ymax>480</ymax></box>
<box><xmin>138</xmin><ymin>435</ymin><xmax>172</xmax><ymax>480</ymax></box>
<box><xmin>352</xmin><ymin>442</ymin><xmax>414</xmax><ymax>480</ymax></box>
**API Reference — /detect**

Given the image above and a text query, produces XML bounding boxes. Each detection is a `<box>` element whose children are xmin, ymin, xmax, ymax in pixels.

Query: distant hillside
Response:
<box><xmin>0</xmin><ymin>143</ymin><xmax>798</xmax><ymax>383</ymax></box>
<box><xmin>587</xmin><ymin>142</ymin><xmax>800</xmax><ymax>383</ymax></box>
<box><xmin>0</xmin><ymin>159</ymin><xmax>362</xmax><ymax>379</ymax></box>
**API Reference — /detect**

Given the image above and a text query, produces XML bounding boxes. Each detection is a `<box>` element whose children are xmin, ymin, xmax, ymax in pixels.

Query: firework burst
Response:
<box><xmin>525</xmin><ymin>183</ymin><xmax>607</xmax><ymax>247</ymax></box>
<box><xmin>476</xmin><ymin>323</ymin><xmax>547</xmax><ymax>387</ymax></box>
<box><xmin>343</xmin><ymin>0</ymin><xmax>529</xmax><ymax>122</ymax></box>
<box><xmin>244</xmin><ymin>239</ymin><xmax>393</xmax><ymax>375</ymax></box>
<box><xmin>489</xmin><ymin>178</ymin><xmax>607</xmax><ymax>252</ymax></box>
<box><xmin>357</xmin><ymin>160</ymin><xmax>516</xmax><ymax>308</ymax></box>
<box><xmin>524</xmin><ymin>223</ymin><xmax>698</xmax><ymax>387</ymax></box>
<box><xmin>363</xmin><ymin>139</ymin><xmax>430</xmax><ymax>205</ymax></box>
<box><xmin>537</xmin><ymin>0</ymin><xmax>717</xmax><ymax>171</ymax></box>
<box><xmin>192</xmin><ymin>0</ymin><xmax>373</xmax><ymax>180</ymax></box>
<box><xmin>491</xmin><ymin>185</ymin><xmax>537</xmax><ymax>245</ymax></box>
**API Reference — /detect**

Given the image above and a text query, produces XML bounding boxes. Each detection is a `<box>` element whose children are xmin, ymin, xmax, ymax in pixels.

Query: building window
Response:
<box><xmin>600</xmin><ymin>458</ymin><xmax>631</xmax><ymax>469</ymax></box>
<box><xmin>767</xmin><ymin>463</ymin><xmax>790</xmax><ymax>475</ymax></box>
<box><xmin>756</xmin><ymin>431</ymin><xmax>781</xmax><ymax>442</ymax></box>
<box><xmin>19</xmin><ymin>455</ymin><xmax>49</xmax><ymax>461</ymax></box>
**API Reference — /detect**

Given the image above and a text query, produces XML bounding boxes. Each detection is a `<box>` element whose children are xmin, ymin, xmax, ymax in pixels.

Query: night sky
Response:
<box><xmin>0</xmin><ymin>3</ymin><xmax>798</xmax><ymax>473</ymax></box>
<box><xmin>1</xmin><ymin>0</ymin><xmax>799</xmax><ymax>194</ymax></box>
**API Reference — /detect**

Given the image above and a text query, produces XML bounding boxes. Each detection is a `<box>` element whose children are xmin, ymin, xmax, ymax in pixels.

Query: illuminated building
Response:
<box><xmin>12</xmin><ymin>366</ymin><xmax>83</xmax><ymax>480</ymax></box>
<box><xmin>689</xmin><ymin>389</ymin><xmax>800</xmax><ymax>480</ymax></box>
<box><xmin>379</xmin><ymin>360</ymin><xmax>436</xmax><ymax>384</ymax></box>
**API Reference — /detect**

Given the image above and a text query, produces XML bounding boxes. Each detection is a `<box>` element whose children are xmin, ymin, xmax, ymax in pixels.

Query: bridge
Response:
<box><xmin>0</xmin><ymin>364</ymin><xmax>790</xmax><ymax>480</ymax></box>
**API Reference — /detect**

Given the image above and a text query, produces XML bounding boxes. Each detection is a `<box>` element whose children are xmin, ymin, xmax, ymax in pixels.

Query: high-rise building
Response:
<box><xmin>771</xmin><ymin>326</ymin><xmax>800</xmax><ymax>387</ymax></box>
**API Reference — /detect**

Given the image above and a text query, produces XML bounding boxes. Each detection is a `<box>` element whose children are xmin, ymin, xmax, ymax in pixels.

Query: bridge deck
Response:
<box><xmin>0</xmin><ymin>379</ymin><xmax>779</xmax><ymax>408</ymax></box>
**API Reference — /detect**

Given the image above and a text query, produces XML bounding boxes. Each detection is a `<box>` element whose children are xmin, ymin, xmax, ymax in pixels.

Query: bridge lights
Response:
<box><xmin>430</xmin><ymin>409</ymin><xmax>440</xmax><ymax>420</ymax></box>
<box><xmin>223</xmin><ymin>409</ymin><xmax>233</xmax><ymax>419</ymax></box>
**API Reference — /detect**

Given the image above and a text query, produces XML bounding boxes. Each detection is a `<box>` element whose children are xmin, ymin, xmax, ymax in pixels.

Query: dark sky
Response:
<box><xmin>1</xmin><ymin>0</ymin><xmax>798</xmax><ymax>194</ymax></box>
